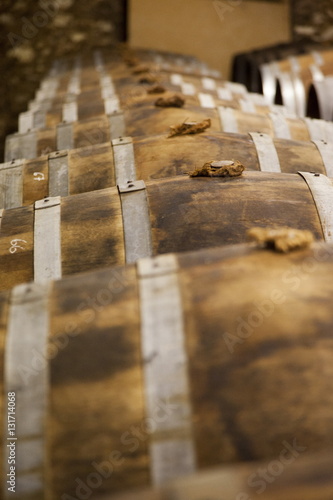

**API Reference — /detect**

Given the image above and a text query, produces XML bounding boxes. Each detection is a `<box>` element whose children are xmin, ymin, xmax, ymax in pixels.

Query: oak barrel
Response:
<box><xmin>2</xmin><ymin>130</ymin><xmax>333</xmax><ymax>208</ymax></box>
<box><xmin>0</xmin><ymin>170</ymin><xmax>331</xmax><ymax>290</ymax></box>
<box><xmin>232</xmin><ymin>41</ymin><xmax>317</xmax><ymax>91</ymax></box>
<box><xmin>273</xmin><ymin>51</ymin><xmax>333</xmax><ymax>117</ymax></box>
<box><xmin>2</xmin><ymin>241</ymin><xmax>333</xmax><ymax>497</ymax></box>
<box><xmin>7</xmin><ymin>92</ymin><xmax>329</xmax><ymax>162</ymax></box>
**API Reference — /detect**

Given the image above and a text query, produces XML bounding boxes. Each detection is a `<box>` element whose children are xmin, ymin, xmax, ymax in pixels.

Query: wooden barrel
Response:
<box><xmin>22</xmin><ymin>48</ymin><xmax>222</xmax><ymax>130</ymax></box>
<box><xmin>6</xmin><ymin>90</ymin><xmax>320</xmax><ymax>161</ymax></box>
<box><xmin>273</xmin><ymin>50</ymin><xmax>333</xmax><ymax>117</ymax></box>
<box><xmin>110</xmin><ymin>452</ymin><xmax>333</xmax><ymax>500</ymax></box>
<box><xmin>0</xmin><ymin>170</ymin><xmax>331</xmax><ymax>291</ymax></box>
<box><xmin>2</xmin><ymin>240</ymin><xmax>333</xmax><ymax>497</ymax></box>
<box><xmin>22</xmin><ymin>86</ymin><xmax>261</xmax><ymax>133</ymax></box>
<box><xmin>3</xmin><ymin>130</ymin><xmax>333</xmax><ymax>209</ymax></box>
<box><xmin>20</xmin><ymin>73</ymin><xmax>280</xmax><ymax>136</ymax></box>
<box><xmin>231</xmin><ymin>41</ymin><xmax>316</xmax><ymax>91</ymax></box>
<box><xmin>260</xmin><ymin>48</ymin><xmax>332</xmax><ymax>108</ymax></box>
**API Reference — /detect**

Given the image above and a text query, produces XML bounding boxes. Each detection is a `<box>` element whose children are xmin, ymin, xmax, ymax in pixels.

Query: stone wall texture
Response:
<box><xmin>293</xmin><ymin>0</ymin><xmax>333</xmax><ymax>42</ymax></box>
<box><xmin>0</xmin><ymin>0</ymin><xmax>127</xmax><ymax>160</ymax></box>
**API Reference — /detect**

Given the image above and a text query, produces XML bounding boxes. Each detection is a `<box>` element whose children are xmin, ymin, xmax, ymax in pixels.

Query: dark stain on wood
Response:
<box><xmin>146</xmin><ymin>172</ymin><xmax>323</xmax><ymax>256</ymax></box>
<box><xmin>0</xmin><ymin>205</ymin><xmax>34</xmax><ymax>291</ymax></box>
<box><xmin>60</xmin><ymin>188</ymin><xmax>125</xmax><ymax>276</ymax></box>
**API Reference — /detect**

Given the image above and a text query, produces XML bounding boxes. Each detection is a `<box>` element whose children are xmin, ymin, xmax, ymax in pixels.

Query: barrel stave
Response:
<box><xmin>273</xmin><ymin>138</ymin><xmax>326</xmax><ymax>174</ymax></box>
<box><xmin>48</xmin><ymin>265</ymin><xmax>149</xmax><ymax>498</ymax></box>
<box><xmin>3</xmin><ymin>132</ymin><xmax>333</xmax><ymax>210</ymax></box>
<box><xmin>146</xmin><ymin>174</ymin><xmax>323</xmax><ymax>256</ymax></box>
<box><xmin>0</xmin><ymin>205</ymin><xmax>34</xmax><ymax>290</ymax></box>
<box><xmin>1</xmin><ymin>243</ymin><xmax>333</xmax><ymax>495</ymax></box>
<box><xmin>178</xmin><ymin>244</ymin><xmax>333</xmax><ymax>466</ymax></box>
<box><xmin>68</xmin><ymin>142</ymin><xmax>115</xmax><ymax>195</ymax></box>
<box><xmin>60</xmin><ymin>188</ymin><xmax>125</xmax><ymax>277</ymax></box>
<box><xmin>23</xmin><ymin>156</ymin><xmax>49</xmax><ymax>206</ymax></box>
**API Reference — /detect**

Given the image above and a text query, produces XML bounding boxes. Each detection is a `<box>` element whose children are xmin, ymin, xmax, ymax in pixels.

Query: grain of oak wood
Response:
<box><xmin>0</xmin><ymin>171</ymin><xmax>327</xmax><ymax>291</ymax></box>
<box><xmin>2</xmin><ymin>130</ymin><xmax>333</xmax><ymax>208</ymax></box>
<box><xmin>1</xmin><ymin>242</ymin><xmax>333</xmax><ymax>497</ymax></box>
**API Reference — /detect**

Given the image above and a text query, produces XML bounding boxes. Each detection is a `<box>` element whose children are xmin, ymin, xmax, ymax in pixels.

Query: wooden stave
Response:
<box><xmin>3</xmin><ymin>47</ymin><xmax>332</xmax><ymax>500</ymax></box>
<box><xmin>2</xmin><ymin>130</ymin><xmax>333</xmax><ymax>209</ymax></box>
<box><xmin>0</xmin><ymin>170</ymin><xmax>328</xmax><ymax>291</ymax></box>
<box><xmin>2</xmin><ymin>241</ymin><xmax>333</xmax><ymax>496</ymax></box>
<box><xmin>22</xmin><ymin>83</ymin><xmax>278</xmax><ymax>134</ymax></box>
<box><xmin>8</xmin><ymin>92</ymin><xmax>333</xmax><ymax>162</ymax></box>
<box><xmin>24</xmin><ymin>50</ymin><xmax>222</xmax><ymax>131</ymax></box>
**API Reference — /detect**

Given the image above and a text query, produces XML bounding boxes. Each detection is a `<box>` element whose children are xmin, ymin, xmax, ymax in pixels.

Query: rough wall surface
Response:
<box><xmin>129</xmin><ymin>0</ymin><xmax>291</xmax><ymax>81</ymax></box>
<box><xmin>0</xmin><ymin>0</ymin><xmax>127</xmax><ymax>161</ymax></box>
<box><xmin>293</xmin><ymin>0</ymin><xmax>333</xmax><ymax>42</ymax></box>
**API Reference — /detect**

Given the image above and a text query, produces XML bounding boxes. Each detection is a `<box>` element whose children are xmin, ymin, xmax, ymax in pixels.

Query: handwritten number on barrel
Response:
<box><xmin>10</xmin><ymin>239</ymin><xmax>27</xmax><ymax>254</ymax></box>
<box><xmin>33</xmin><ymin>172</ymin><xmax>45</xmax><ymax>181</ymax></box>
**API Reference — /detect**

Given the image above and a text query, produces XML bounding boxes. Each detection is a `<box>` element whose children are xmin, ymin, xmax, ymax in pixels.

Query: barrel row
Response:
<box><xmin>17</xmin><ymin>49</ymin><xmax>303</xmax><ymax>144</ymax></box>
<box><xmin>2</xmin><ymin>131</ymin><xmax>333</xmax><ymax>209</ymax></box>
<box><xmin>28</xmin><ymin>49</ymin><xmax>223</xmax><ymax>110</ymax></box>
<box><xmin>20</xmin><ymin>60</ymin><xmax>283</xmax><ymax>136</ymax></box>
<box><xmin>0</xmin><ymin>170</ymin><xmax>333</xmax><ymax>291</ymax></box>
<box><xmin>9</xmin><ymin>97</ymin><xmax>333</xmax><ymax>162</ymax></box>
<box><xmin>2</xmin><ymin>239</ymin><xmax>333</xmax><ymax>497</ymax></box>
<box><xmin>3</xmin><ymin>47</ymin><xmax>333</xmax><ymax>499</ymax></box>
<box><xmin>260</xmin><ymin>48</ymin><xmax>333</xmax><ymax>118</ymax></box>
<box><xmin>19</xmin><ymin>86</ymin><xmax>269</xmax><ymax>135</ymax></box>
<box><xmin>231</xmin><ymin>40</ymin><xmax>321</xmax><ymax>92</ymax></box>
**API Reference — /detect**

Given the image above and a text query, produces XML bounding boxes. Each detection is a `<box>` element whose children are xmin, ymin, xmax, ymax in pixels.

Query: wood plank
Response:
<box><xmin>36</xmin><ymin>129</ymin><xmax>57</xmax><ymax>157</ymax></box>
<box><xmin>68</xmin><ymin>142</ymin><xmax>115</xmax><ymax>195</ymax></box>
<box><xmin>177</xmin><ymin>242</ymin><xmax>333</xmax><ymax>467</ymax></box>
<box><xmin>48</xmin><ymin>265</ymin><xmax>149</xmax><ymax>497</ymax></box>
<box><xmin>123</xmin><ymin>106</ymin><xmax>221</xmax><ymax>137</ymax></box>
<box><xmin>0</xmin><ymin>206</ymin><xmax>34</xmax><ymax>291</ymax></box>
<box><xmin>0</xmin><ymin>161</ymin><xmax>23</xmax><ymax>209</ymax></box>
<box><xmin>60</xmin><ymin>188</ymin><xmax>125</xmax><ymax>276</ymax></box>
<box><xmin>273</xmin><ymin>138</ymin><xmax>326</xmax><ymax>175</ymax></box>
<box><xmin>73</xmin><ymin>116</ymin><xmax>110</xmax><ymax>149</ymax></box>
<box><xmin>133</xmin><ymin>133</ymin><xmax>259</xmax><ymax>180</ymax></box>
<box><xmin>23</xmin><ymin>157</ymin><xmax>49</xmax><ymax>206</ymax></box>
<box><xmin>146</xmin><ymin>173</ymin><xmax>323</xmax><ymax>256</ymax></box>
